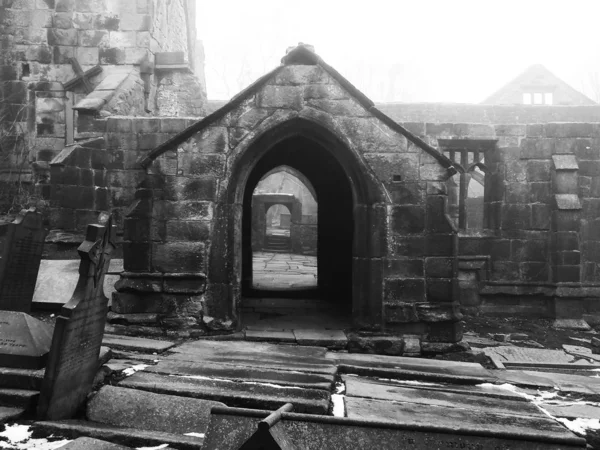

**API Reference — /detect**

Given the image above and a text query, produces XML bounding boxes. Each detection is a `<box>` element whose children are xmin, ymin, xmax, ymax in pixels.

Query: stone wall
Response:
<box><xmin>48</xmin><ymin>116</ymin><xmax>193</xmax><ymax>238</ymax></box>
<box><xmin>115</xmin><ymin>52</ymin><xmax>461</xmax><ymax>340</ymax></box>
<box><xmin>0</xmin><ymin>0</ymin><xmax>205</xmax><ymax>214</ymax></box>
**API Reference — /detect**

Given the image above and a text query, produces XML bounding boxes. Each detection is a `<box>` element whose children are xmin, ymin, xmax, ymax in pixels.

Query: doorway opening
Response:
<box><xmin>241</xmin><ymin>135</ymin><xmax>353</xmax><ymax>328</ymax></box>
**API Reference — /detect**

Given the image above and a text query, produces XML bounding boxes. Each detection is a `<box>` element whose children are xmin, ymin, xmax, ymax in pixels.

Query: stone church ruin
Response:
<box><xmin>1</xmin><ymin>0</ymin><xmax>600</xmax><ymax>350</ymax></box>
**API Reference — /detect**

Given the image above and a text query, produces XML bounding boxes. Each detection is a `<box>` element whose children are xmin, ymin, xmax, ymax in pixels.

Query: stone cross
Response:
<box><xmin>37</xmin><ymin>212</ymin><xmax>116</xmax><ymax>420</ymax></box>
<box><xmin>63</xmin><ymin>58</ymin><xmax>102</xmax><ymax>94</ymax></box>
<box><xmin>0</xmin><ymin>208</ymin><xmax>47</xmax><ymax>313</ymax></box>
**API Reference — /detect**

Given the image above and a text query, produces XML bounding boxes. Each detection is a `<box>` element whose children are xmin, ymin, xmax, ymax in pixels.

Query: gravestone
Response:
<box><xmin>0</xmin><ymin>208</ymin><xmax>47</xmax><ymax>313</ymax></box>
<box><xmin>0</xmin><ymin>311</ymin><xmax>52</xmax><ymax>369</ymax></box>
<box><xmin>37</xmin><ymin>213</ymin><xmax>116</xmax><ymax>420</ymax></box>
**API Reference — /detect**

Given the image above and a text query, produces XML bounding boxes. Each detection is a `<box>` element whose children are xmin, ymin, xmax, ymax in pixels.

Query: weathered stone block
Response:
<box><xmin>554</xmin><ymin>265</ymin><xmax>581</xmax><ymax>283</ymax></box>
<box><xmin>389</xmin><ymin>182</ymin><xmax>426</xmax><ymax>205</ymax></box>
<box><xmin>385</xmin><ymin>259</ymin><xmax>423</xmax><ymax>277</ymax></box>
<box><xmin>390</xmin><ymin>205</ymin><xmax>425</xmax><ymax>234</ymax></box>
<box><xmin>186</xmin><ymin>127</ymin><xmax>228</xmax><ymax>153</ymax></box>
<box><xmin>47</xmin><ymin>28</ymin><xmax>78</xmax><ymax>46</ymax></box>
<box><xmin>123</xmin><ymin>242</ymin><xmax>152</xmax><ymax>271</ymax></box>
<box><xmin>118</xmin><ymin>13</ymin><xmax>150</xmax><ymax>31</ymax></box>
<box><xmin>166</xmin><ymin>221</ymin><xmax>210</xmax><ymax>242</ymax></box>
<box><xmin>426</xmin><ymin>321</ymin><xmax>463</xmax><ymax>343</ymax></box>
<box><xmin>384</xmin><ymin>278</ymin><xmax>425</xmax><ymax>303</ymax></box>
<box><xmin>520</xmin><ymin>262</ymin><xmax>549</xmax><ymax>282</ymax></box>
<box><xmin>529</xmin><ymin>182</ymin><xmax>552</xmax><ymax>203</ymax></box>
<box><xmin>384</xmin><ymin>303</ymin><xmax>418</xmax><ymax>323</ymax></box>
<box><xmin>505</xmin><ymin>160</ymin><xmax>527</xmax><ymax>182</ymax></box>
<box><xmin>171</xmin><ymin>200</ymin><xmax>213</xmax><ymax>221</ymax></box>
<box><xmin>426</xmin><ymin>279</ymin><xmax>453</xmax><ymax>302</ymax></box>
<box><xmin>257</xmin><ymin>85</ymin><xmax>303</xmax><ymax>110</ymax></box>
<box><xmin>99</xmin><ymin>47</ymin><xmax>126</xmax><ymax>64</ymax></box>
<box><xmin>415</xmin><ymin>303</ymin><xmax>461</xmax><ymax>322</ymax></box>
<box><xmin>527</xmin><ymin>160</ymin><xmax>552</xmax><ymax>182</ymax></box>
<box><xmin>425</xmin><ymin>257</ymin><xmax>453</xmax><ymax>278</ymax></box>
<box><xmin>78</xmin><ymin>30</ymin><xmax>108</xmax><ymax>47</ymax></box>
<box><xmin>511</xmin><ymin>239</ymin><xmax>546</xmax><ymax>262</ymax></box>
<box><xmin>364</xmin><ymin>153</ymin><xmax>419</xmax><ymax>181</ymax></box>
<box><xmin>109</xmin><ymin>31</ymin><xmax>136</xmax><ymax>47</ymax></box>
<box><xmin>426</xmin><ymin>195</ymin><xmax>454</xmax><ymax>233</ymax></box>
<box><xmin>425</xmin><ymin>234</ymin><xmax>454</xmax><ymax>257</ymax></box>
<box><xmin>531</xmin><ymin>204</ymin><xmax>551</xmax><ymax>230</ymax></box>
<box><xmin>303</xmin><ymin>83</ymin><xmax>347</xmax><ymax>100</ymax></box>
<box><xmin>153</xmin><ymin>242</ymin><xmax>206</xmax><ymax>273</ymax></box>
<box><xmin>501</xmin><ymin>204</ymin><xmax>531</xmax><ymax>230</ymax></box>
<box><xmin>272</xmin><ymin>65</ymin><xmax>330</xmax><ymax>85</ymax></box>
<box><xmin>184</xmin><ymin>154</ymin><xmax>226</xmax><ymax>178</ymax></box>
<box><xmin>521</xmin><ymin>138</ymin><xmax>554</xmax><ymax>159</ymax></box>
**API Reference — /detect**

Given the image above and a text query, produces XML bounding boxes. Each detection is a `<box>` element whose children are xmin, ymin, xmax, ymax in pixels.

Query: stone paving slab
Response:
<box><xmin>496</xmin><ymin>370</ymin><xmax>600</xmax><ymax>396</ymax></box>
<box><xmin>33</xmin><ymin>420</ymin><xmax>203</xmax><ymax>450</ymax></box>
<box><xmin>0</xmin><ymin>366</ymin><xmax>45</xmax><ymax>390</ymax></box>
<box><xmin>341</xmin><ymin>375</ymin><xmax>525</xmax><ymax>401</ymax></box>
<box><xmin>170</xmin><ymin>340</ymin><xmax>336</xmax><ymax>375</ymax></box>
<box><xmin>102</xmin><ymin>335</ymin><xmax>175</xmax><ymax>354</ymax></box>
<box><xmin>343</xmin><ymin>376</ymin><xmax>542</xmax><ymax>418</ymax></box>
<box><xmin>344</xmin><ymin>397</ymin><xmax>581</xmax><ymax>443</ymax></box>
<box><xmin>144</xmin><ymin>359</ymin><xmax>335</xmax><ymax>391</ymax></box>
<box><xmin>542</xmin><ymin>403</ymin><xmax>600</xmax><ymax>420</ymax></box>
<box><xmin>245</xmin><ymin>329</ymin><xmax>296</xmax><ymax>343</ymax></box>
<box><xmin>329</xmin><ymin>352</ymin><xmax>496</xmax><ymax>382</ymax></box>
<box><xmin>87</xmin><ymin>385</ymin><xmax>223</xmax><ymax>435</ymax></box>
<box><xmin>294</xmin><ymin>329</ymin><xmax>347</xmax><ymax>349</ymax></box>
<box><xmin>119</xmin><ymin>372</ymin><xmax>330</xmax><ymax>414</ymax></box>
<box><xmin>56</xmin><ymin>437</ymin><xmax>130</xmax><ymax>450</ymax></box>
<box><xmin>484</xmin><ymin>347</ymin><xmax>587</xmax><ymax>365</ymax></box>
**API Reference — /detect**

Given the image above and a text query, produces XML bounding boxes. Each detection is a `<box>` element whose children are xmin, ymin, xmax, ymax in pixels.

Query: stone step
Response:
<box><xmin>329</xmin><ymin>352</ymin><xmax>496</xmax><ymax>384</ymax></box>
<box><xmin>0</xmin><ymin>366</ymin><xmax>44</xmax><ymax>390</ymax></box>
<box><xmin>0</xmin><ymin>388</ymin><xmax>39</xmax><ymax>410</ymax></box>
<box><xmin>102</xmin><ymin>334</ymin><xmax>176</xmax><ymax>354</ymax></box>
<box><xmin>33</xmin><ymin>420</ymin><xmax>203</xmax><ymax>450</ymax></box>
<box><xmin>87</xmin><ymin>386</ymin><xmax>223</xmax><ymax>436</ymax></box>
<box><xmin>0</xmin><ymin>406</ymin><xmax>26</xmax><ymax>423</ymax></box>
<box><xmin>143</xmin><ymin>359</ymin><xmax>335</xmax><ymax>391</ymax></box>
<box><xmin>54</xmin><ymin>437</ymin><xmax>131</xmax><ymax>450</ymax></box>
<box><xmin>119</xmin><ymin>371</ymin><xmax>331</xmax><ymax>414</ymax></box>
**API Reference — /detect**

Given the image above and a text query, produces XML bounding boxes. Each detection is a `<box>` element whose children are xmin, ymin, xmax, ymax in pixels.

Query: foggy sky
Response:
<box><xmin>197</xmin><ymin>0</ymin><xmax>600</xmax><ymax>103</ymax></box>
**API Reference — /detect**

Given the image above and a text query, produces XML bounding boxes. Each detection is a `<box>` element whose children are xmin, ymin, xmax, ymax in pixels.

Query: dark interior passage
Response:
<box><xmin>242</xmin><ymin>136</ymin><xmax>354</xmax><ymax>312</ymax></box>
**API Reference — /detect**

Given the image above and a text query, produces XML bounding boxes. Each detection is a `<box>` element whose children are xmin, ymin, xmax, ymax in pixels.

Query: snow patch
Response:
<box><xmin>123</xmin><ymin>364</ymin><xmax>149</xmax><ymax>376</ymax></box>
<box><xmin>170</xmin><ymin>374</ymin><xmax>302</xmax><ymax>390</ymax></box>
<box><xmin>136</xmin><ymin>445</ymin><xmax>169</xmax><ymax>450</ymax></box>
<box><xmin>0</xmin><ymin>425</ymin><xmax>71</xmax><ymax>449</ymax></box>
<box><xmin>334</xmin><ymin>381</ymin><xmax>346</xmax><ymax>395</ymax></box>
<box><xmin>184</xmin><ymin>433</ymin><xmax>205</xmax><ymax>438</ymax></box>
<box><xmin>377</xmin><ymin>378</ymin><xmax>442</xmax><ymax>387</ymax></box>
<box><xmin>556</xmin><ymin>418</ymin><xmax>600</xmax><ymax>434</ymax></box>
<box><xmin>331</xmin><ymin>394</ymin><xmax>345</xmax><ymax>417</ymax></box>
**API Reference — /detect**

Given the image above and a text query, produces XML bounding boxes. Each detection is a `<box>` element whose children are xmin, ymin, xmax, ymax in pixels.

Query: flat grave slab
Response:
<box><xmin>145</xmin><ymin>359</ymin><xmax>334</xmax><ymax>390</ymax></box>
<box><xmin>119</xmin><ymin>371</ymin><xmax>330</xmax><ymax>414</ymax></box>
<box><xmin>101</xmin><ymin>334</ymin><xmax>175</xmax><ymax>353</ymax></box>
<box><xmin>484</xmin><ymin>346</ymin><xmax>581</xmax><ymax>365</ymax></box>
<box><xmin>496</xmin><ymin>370</ymin><xmax>600</xmax><ymax>396</ymax></box>
<box><xmin>345</xmin><ymin>396</ymin><xmax>584</xmax><ymax>447</ymax></box>
<box><xmin>170</xmin><ymin>340</ymin><xmax>336</xmax><ymax>375</ymax></box>
<box><xmin>202</xmin><ymin>405</ymin><xmax>586</xmax><ymax>450</ymax></box>
<box><xmin>343</xmin><ymin>376</ymin><xmax>542</xmax><ymax>418</ymax></box>
<box><xmin>542</xmin><ymin>403</ymin><xmax>600</xmax><ymax>420</ymax></box>
<box><xmin>0</xmin><ymin>311</ymin><xmax>52</xmax><ymax>369</ymax></box>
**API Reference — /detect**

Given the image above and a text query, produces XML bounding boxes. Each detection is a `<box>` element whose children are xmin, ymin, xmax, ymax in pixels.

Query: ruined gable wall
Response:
<box><xmin>116</xmin><ymin>64</ymin><xmax>460</xmax><ymax>341</ymax></box>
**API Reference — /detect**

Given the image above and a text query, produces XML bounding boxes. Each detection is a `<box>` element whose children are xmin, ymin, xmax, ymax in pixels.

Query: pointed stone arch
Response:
<box><xmin>205</xmin><ymin>117</ymin><xmax>389</xmax><ymax>329</ymax></box>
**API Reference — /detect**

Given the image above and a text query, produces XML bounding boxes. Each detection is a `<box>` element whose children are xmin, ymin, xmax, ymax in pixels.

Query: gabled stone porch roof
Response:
<box><xmin>139</xmin><ymin>44</ymin><xmax>458</xmax><ymax>174</ymax></box>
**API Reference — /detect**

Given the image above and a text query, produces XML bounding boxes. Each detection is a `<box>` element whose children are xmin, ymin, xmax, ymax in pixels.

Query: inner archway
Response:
<box><xmin>242</xmin><ymin>135</ymin><xmax>354</xmax><ymax>320</ymax></box>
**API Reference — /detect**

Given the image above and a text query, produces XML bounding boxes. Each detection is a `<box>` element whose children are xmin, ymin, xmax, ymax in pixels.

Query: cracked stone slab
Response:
<box><xmin>293</xmin><ymin>329</ymin><xmax>347</xmax><ymax>349</ymax></box>
<box><xmin>102</xmin><ymin>335</ymin><xmax>175</xmax><ymax>354</ymax></box>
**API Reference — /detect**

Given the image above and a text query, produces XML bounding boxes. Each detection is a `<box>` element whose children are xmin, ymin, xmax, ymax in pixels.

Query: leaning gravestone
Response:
<box><xmin>37</xmin><ymin>213</ymin><xmax>116</xmax><ymax>420</ymax></box>
<box><xmin>0</xmin><ymin>207</ymin><xmax>47</xmax><ymax>312</ymax></box>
